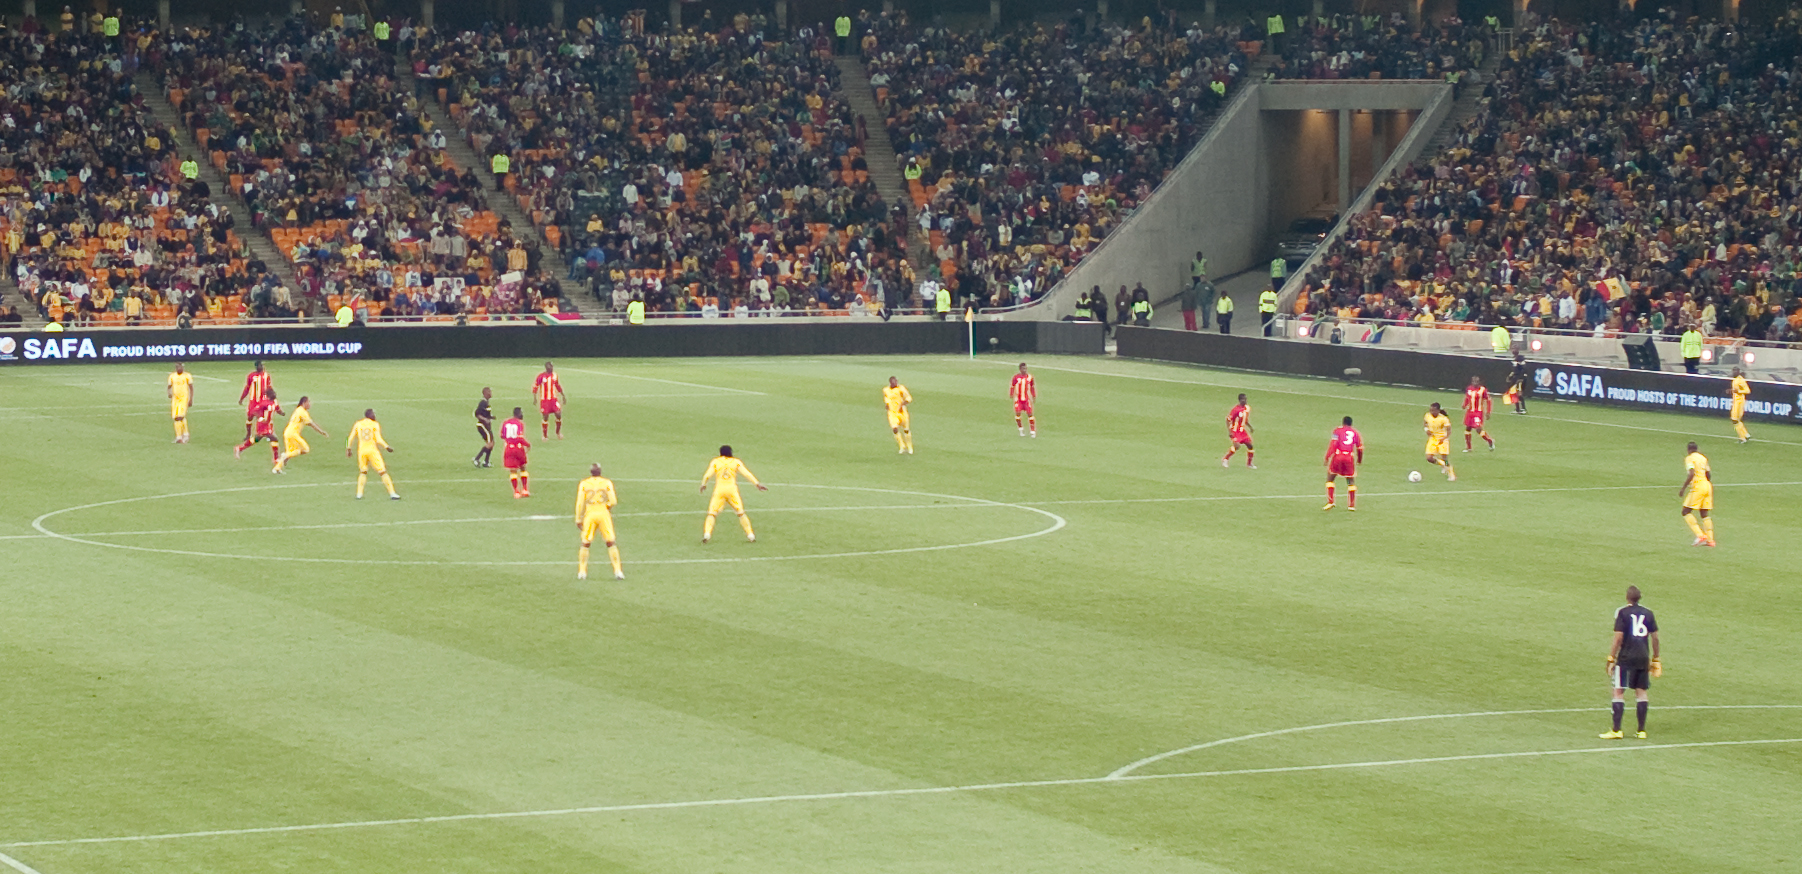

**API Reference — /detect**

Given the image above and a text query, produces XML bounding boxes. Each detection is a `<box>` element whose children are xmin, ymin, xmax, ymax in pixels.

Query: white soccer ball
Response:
<box><xmin>1408</xmin><ymin>470</ymin><xmax>1423</xmax><ymax>483</ymax></box>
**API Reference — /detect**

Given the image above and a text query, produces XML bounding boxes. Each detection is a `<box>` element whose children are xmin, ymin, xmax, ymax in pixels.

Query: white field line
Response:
<box><xmin>26</xmin><ymin>481</ymin><xmax>1066</xmax><ymax>565</ymax></box>
<box><xmin>3</xmin><ymin>704</ymin><xmax>1797</xmax><ymax>850</ymax></box>
<box><xmin>558</xmin><ymin>367</ymin><xmax>766</xmax><ymax>396</ymax></box>
<box><xmin>4</xmin><ymin>480</ymin><xmax>1794</xmax><ymax>544</ymax></box>
<box><xmin>0</xmin><ymin>394</ymin><xmax>749</xmax><ymax>421</ymax></box>
<box><xmin>994</xmin><ymin>360</ymin><xmax>1802</xmax><ymax>446</ymax></box>
<box><xmin>0</xmin><ymin>852</ymin><xmax>46</xmax><ymax>874</ymax></box>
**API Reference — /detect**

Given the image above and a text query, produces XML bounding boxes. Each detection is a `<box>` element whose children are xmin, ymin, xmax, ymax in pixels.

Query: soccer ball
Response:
<box><xmin>1407</xmin><ymin>470</ymin><xmax>1423</xmax><ymax>483</ymax></box>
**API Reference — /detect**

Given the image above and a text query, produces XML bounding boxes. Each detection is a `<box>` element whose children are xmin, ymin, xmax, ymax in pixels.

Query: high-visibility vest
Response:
<box><xmin>1266</xmin><ymin>15</ymin><xmax>1285</xmax><ymax>34</ymax></box>
<box><xmin>1216</xmin><ymin>295</ymin><xmax>1233</xmax><ymax>315</ymax></box>
<box><xmin>1191</xmin><ymin>257</ymin><xmax>1207</xmax><ymax>278</ymax></box>
<box><xmin>1484</xmin><ymin>15</ymin><xmax>1500</xmax><ymax>27</ymax></box>
<box><xmin>1259</xmin><ymin>290</ymin><xmax>1278</xmax><ymax>313</ymax></box>
<box><xmin>374</xmin><ymin>21</ymin><xmax>391</xmax><ymax>40</ymax></box>
<box><xmin>1490</xmin><ymin>325</ymin><xmax>1511</xmax><ymax>353</ymax></box>
<box><xmin>491</xmin><ymin>154</ymin><xmax>510</xmax><ymax>174</ymax></box>
<box><xmin>903</xmin><ymin>163</ymin><xmax>922</xmax><ymax>181</ymax></box>
<box><xmin>627</xmin><ymin>300</ymin><xmax>645</xmax><ymax>324</ymax></box>
<box><xmin>179</xmin><ymin>160</ymin><xmax>199</xmax><ymax>179</ymax></box>
<box><xmin>935</xmin><ymin>288</ymin><xmax>952</xmax><ymax>313</ymax></box>
<box><xmin>335</xmin><ymin>305</ymin><xmax>355</xmax><ymax>327</ymax></box>
<box><xmin>1680</xmin><ymin>329</ymin><xmax>1703</xmax><ymax>358</ymax></box>
<box><xmin>103</xmin><ymin>16</ymin><xmax>119</xmax><ymax>36</ymax></box>
<box><xmin>1210</xmin><ymin>80</ymin><xmax>1226</xmax><ymax>96</ymax></box>
<box><xmin>1131</xmin><ymin>300</ymin><xmax>1152</xmax><ymax>319</ymax></box>
<box><xmin>1269</xmin><ymin>257</ymin><xmax>1286</xmax><ymax>279</ymax></box>
<box><xmin>835</xmin><ymin>16</ymin><xmax>852</xmax><ymax>36</ymax></box>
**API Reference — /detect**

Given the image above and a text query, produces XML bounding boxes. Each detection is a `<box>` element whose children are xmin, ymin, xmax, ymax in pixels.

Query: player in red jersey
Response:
<box><xmin>501</xmin><ymin>407</ymin><xmax>532</xmax><ymax>497</ymax></box>
<box><xmin>1010</xmin><ymin>362</ymin><xmax>1037</xmax><ymax>437</ymax></box>
<box><xmin>1323</xmin><ymin>415</ymin><xmax>1363</xmax><ymax>511</ymax></box>
<box><xmin>533</xmin><ymin>361</ymin><xmax>566</xmax><ymax>438</ymax></box>
<box><xmin>1222</xmin><ymin>393</ymin><xmax>1255</xmax><ymax>468</ymax></box>
<box><xmin>1462</xmin><ymin>376</ymin><xmax>1495</xmax><ymax>452</ymax></box>
<box><xmin>238</xmin><ymin>360</ymin><xmax>273</xmax><ymax>442</ymax></box>
<box><xmin>235</xmin><ymin>388</ymin><xmax>283</xmax><ymax>464</ymax></box>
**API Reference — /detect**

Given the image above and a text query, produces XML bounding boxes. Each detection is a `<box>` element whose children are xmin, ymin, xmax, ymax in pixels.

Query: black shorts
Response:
<box><xmin>476</xmin><ymin>423</ymin><xmax>493</xmax><ymax>442</ymax></box>
<box><xmin>1611</xmin><ymin>664</ymin><xmax>1650</xmax><ymax>691</ymax></box>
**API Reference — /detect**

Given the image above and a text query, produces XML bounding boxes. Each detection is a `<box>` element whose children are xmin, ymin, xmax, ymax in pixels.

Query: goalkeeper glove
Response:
<box><xmin>1650</xmin><ymin>658</ymin><xmax>1663</xmax><ymax>678</ymax></box>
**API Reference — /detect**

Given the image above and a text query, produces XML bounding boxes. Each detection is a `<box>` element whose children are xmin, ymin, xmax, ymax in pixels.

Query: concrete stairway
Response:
<box><xmin>136</xmin><ymin>73</ymin><xmax>302</xmax><ymax>295</ymax></box>
<box><xmin>1417</xmin><ymin>53</ymin><xmax>1500</xmax><ymax>157</ymax></box>
<box><xmin>833</xmin><ymin>56</ymin><xmax>931</xmax><ymax>282</ymax></box>
<box><xmin>406</xmin><ymin>74</ymin><xmax>591</xmax><ymax>317</ymax></box>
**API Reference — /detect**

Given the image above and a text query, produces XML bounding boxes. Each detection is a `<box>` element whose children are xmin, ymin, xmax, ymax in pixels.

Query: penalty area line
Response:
<box><xmin>0</xmin><ymin>852</ymin><xmax>45</xmax><ymax>874</ymax></box>
<box><xmin>5</xmin><ymin>736</ymin><xmax>1799</xmax><ymax>849</ymax></box>
<box><xmin>558</xmin><ymin>367</ymin><xmax>766</xmax><ymax>396</ymax></box>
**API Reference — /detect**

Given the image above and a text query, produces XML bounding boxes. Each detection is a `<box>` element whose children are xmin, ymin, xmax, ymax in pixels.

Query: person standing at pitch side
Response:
<box><xmin>1600</xmin><ymin>586</ymin><xmax>1661</xmax><ymax>740</ymax></box>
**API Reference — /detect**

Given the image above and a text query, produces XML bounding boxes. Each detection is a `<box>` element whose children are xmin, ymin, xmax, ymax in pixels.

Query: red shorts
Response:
<box><xmin>539</xmin><ymin>398</ymin><xmax>561</xmax><ymax>417</ymax></box>
<box><xmin>1230</xmin><ymin>430</ymin><xmax>1252</xmax><ymax>445</ymax></box>
<box><xmin>1464</xmin><ymin>412</ymin><xmax>1484</xmax><ymax>429</ymax></box>
<box><xmin>1327</xmin><ymin>455</ymin><xmax>1357</xmax><ymax>477</ymax></box>
<box><xmin>1014</xmin><ymin>400</ymin><xmax>1033</xmax><ymax>414</ymax></box>
<box><xmin>255</xmin><ymin>424</ymin><xmax>275</xmax><ymax>438</ymax></box>
<box><xmin>504</xmin><ymin>447</ymin><xmax>528</xmax><ymax>470</ymax></box>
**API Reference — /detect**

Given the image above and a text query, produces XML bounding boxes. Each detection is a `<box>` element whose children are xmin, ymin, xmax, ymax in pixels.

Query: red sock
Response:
<box><xmin>271</xmin><ymin>445</ymin><xmax>280</xmax><ymax>462</ymax></box>
<box><xmin>541</xmin><ymin>422</ymin><xmax>549</xmax><ymax>438</ymax></box>
<box><xmin>520</xmin><ymin>473</ymin><xmax>529</xmax><ymax>493</ymax></box>
<box><xmin>1223</xmin><ymin>448</ymin><xmax>1235</xmax><ymax>460</ymax></box>
<box><xmin>1465</xmin><ymin>434</ymin><xmax>1472</xmax><ymax>450</ymax></box>
<box><xmin>555</xmin><ymin>419</ymin><xmax>562</xmax><ymax>436</ymax></box>
<box><xmin>1348</xmin><ymin>485</ymin><xmax>1357</xmax><ymax>508</ymax></box>
<box><xmin>509</xmin><ymin>474</ymin><xmax>519</xmax><ymax>493</ymax></box>
<box><xmin>237</xmin><ymin>439</ymin><xmax>252</xmax><ymax>452</ymax></box>
<box><xmin>1326</xmin><ymin>484</ymin><xmax>1335</xmax><ymax>503</ymax></box>
<box><xmin>1485</xmin><ymin>433</ymin><xmax>1494</xmax><ymax>447</ymax></box>
<box><xmin>1246</xmin><ymin>450</ymin><xmax>1254</xmax><ymax>466</ymax></box>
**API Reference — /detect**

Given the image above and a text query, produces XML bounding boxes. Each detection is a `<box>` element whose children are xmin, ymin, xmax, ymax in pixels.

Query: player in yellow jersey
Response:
<box><xmin>883</xmin><ymin>376</ymin><xmax>914</xmax><ymax>454</ymax></box>
<box><xmin>699</xmin><ymin>444</ymin><xmax>767</xmax><ymax>543</ymax></box>
<box><xmin>575</xmin><ymin>463</ymin><xmax>624</xmax><ymax>580</ymax></box>
<box><xmin>346</xmin><ymin>408</ymin><xmax>400</xmax><ymax>500</ymax></box>
<box><xmin>1679</xmin><ymin>442</ymin><xmax>1713</xmax><ymax>546</ymax></box>
<box><xmin>1728</xmin><ymin>367</ymin><xmax>1751</xmax><ymax>443</ymax></box>
<box><xmin>273</xmin><ymin>397</ymin><xmax>328</xmax><ymax>474</ymax></box>
<box><xmin>167</xmin><ymin>363</ymin><xmax>194</xmax><ymax>443</ymax></box>
<box><xmin>1424</xmin><ymin>402</ymin><xmax>1455</xmax><ymax>481</ymax></box>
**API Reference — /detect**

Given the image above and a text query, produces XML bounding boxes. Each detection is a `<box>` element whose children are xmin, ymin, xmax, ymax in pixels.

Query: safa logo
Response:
<box><xmin>21</xmin><ymin>337</ymin><xmax>99</xmax><ymax>359</ymax></box>
<box><xmin>1534</xmin><ymin>368</ymin><xmax>1553</xmax><ymax>388</ymax></box>
<box><xmin>0</xmin><ymin>336</ymin><xmax>16</xmax><ymax>358</ymax></box>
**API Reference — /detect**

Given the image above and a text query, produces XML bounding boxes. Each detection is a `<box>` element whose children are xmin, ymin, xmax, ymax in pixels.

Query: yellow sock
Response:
<box><xmin>174</xmin><ymin>421</ymin><xmax>182</xmax><ymax>438</ymax></box>
<box><xmin>1684</xmin><ymin>514</ymin><xmax>1704</xmax><ymax>538</ymax></box>
<box><xmin>578</xmin><ymin>546</ymin><xmax>589</xmax><ymax>576</ymax></box>
<box><xmin>607</xmin><ymin>545</ymin><xmax>621</xmax><ymax>575</ymax></box>
<box><xmin>703</xmin><ymin>513</ymin><xmax>716</xmax><ymax>539</ymax></box>
<box><xmin>356</xmin><ymin>473</ymin><xmax>367</xmax><ymax>497</ymax></box>
<box><xmin>1735</xmin><ymin>421</ymin><xmax>1749</xmax><ymax>440</ymax></box>
<box><xmin>738</xmin><ymin>513</ymin><xmax>755</xmax><ymax>537</ymax></box>
<box><xmin>894</xmin><ymin>431</ymin><xmax>906</xmax><ymax>449</ymax></box>
<box><xmin>380</xmin><ymin>473</ymin><xmax>396</xmax><ymax>496</ymax></box>
<box><xmin>1701</xmin><ymin>517</ymin><xmax>1715</xmax><ymax>541</ymax></box>
<box><xmin>904</xmin><ymin>431</ymin><xmax>913</xmax><ymax>450</ymax></box>
<box><xmin>1445</xmin><ymin>464</ymin><xmax>1455</xmax><ymax>478</ymax></box>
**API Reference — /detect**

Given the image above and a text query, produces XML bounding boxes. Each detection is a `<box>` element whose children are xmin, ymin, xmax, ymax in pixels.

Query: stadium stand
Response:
<box><xmin>0</xmin><ymin>24</ymin><xmax>267</xmax><ymax>329</ymax></box>
<box><xmin>860</xmin><ymin>13</ymin><xmax>1250</xmax><ymax>311</ymax></box>
<box><xmin>1269</xmin><ymin>14</ymin><xmax>1489</xmax><ymax>82</ymax></box>
<box><xmin>412</xmin><ymin>13</ymin><xmax>911</xmax><ymax>317</ymax></box>
<box><xmin>1297</xmin><ymin>14</ymin><xmax>1802</xmax><ymax>345</ymax></box>
<box><xmin>156</xmin><ymin>19</ymin><xmax>566</xmax><ymax>321</ymax></box>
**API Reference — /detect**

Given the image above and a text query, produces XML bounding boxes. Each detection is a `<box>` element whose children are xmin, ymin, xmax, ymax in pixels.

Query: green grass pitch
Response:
<box><xmin>2</xmin><ymin>353</ymin><xmax>1799</xmax><ymax>873</ymax></box>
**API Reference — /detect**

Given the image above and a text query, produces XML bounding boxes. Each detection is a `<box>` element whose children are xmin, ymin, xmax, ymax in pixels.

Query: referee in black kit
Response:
<box><xmin>1601</xmin><ymin>586</ymin><xmax>1661</xmax><ymax>739</ymax></box>
<box><xmin>474</xmin><ymin>387</ymin><xmax>496</xmax><ymax>467</ymax></box>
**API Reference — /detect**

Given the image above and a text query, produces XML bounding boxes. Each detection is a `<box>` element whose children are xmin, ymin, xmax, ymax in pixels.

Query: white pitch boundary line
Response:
<box><xmin>1105</xmin><ymin>703</ymin><xmax>1802</xmax><ymax>779</ymax></box>
<box><xmin>3</xmin><ymin>706</ymin><xmax>1797</xmax><ymax>850</ymax></box>
<box><xmin>1025</xmin><ymin>480</ymin><xmax>1802</xmax><ymax>507</ymax></box>
<box><xmin>0</xmin><ymin>852</ymin><xmax>45</xmax><ymax>874</ymax></box>
<box><xmin>995</xmin><ymin>360</ymin><xmax>1802</xmax><ymax>446</ymax></box>
<box><xmin>558</xmin><ymin>367</ymin><xmax>767</xmax><ymax>396</ymax></box>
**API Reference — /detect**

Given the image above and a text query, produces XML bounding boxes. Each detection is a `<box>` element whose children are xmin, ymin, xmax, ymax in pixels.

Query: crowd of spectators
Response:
<box><xmin>157</xmin><ymin>18</ymin><xmax>565</xmax><ymax>319</ymax></box>
<box><xmin>1299</xmin><ymin>13</ymin><xmax>1802</xmax><ymax>345</ymax></box>
<box><xmin>0</xmin><ymin>24</ymin><xmax>268</xmax><ymax>327</ymax></box>
<box><xmin>1270</xmin><ymin>14</ymin><xmax>1489</xmax><ymax>82</ymax></box>
<box><xmin>415</xmin><ymin>12</ymin><xmax>910</xmax><ymax>317</ymax></box>
<box><xmin>862</xmin><ymin>12</ymin><xmax>1248</xmax><ymax>310</ymax></box>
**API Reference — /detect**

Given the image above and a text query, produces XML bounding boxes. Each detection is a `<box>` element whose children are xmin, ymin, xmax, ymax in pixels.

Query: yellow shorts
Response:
<box><xmin>357</xmin><ymin>449</ymin><xmax>386</xmax><ymax>474</ymax></box>
<box><xmin>887</xmin><ymin>410</ymin><xmax>909</xmax><ymax>430</ymax></box>
<box><xmin>284</xmin><ymin>432</ymin><xmax>309</xmax><ymax>456</ymax></box>
<box><xmin>1683</xmin><ymin>484</ymin><xmax>1713</xmax><ymax>511</ymax></box>
<box><xmin>581</xmin><ymin>510</ymin><xmax>616</xmax><ymax>544</ymax></box>
<box><xmin>1730</xmin><ymin>399</ymin><xmax>1745</xmax><ymax>422</ymax></box>
<box><xmin>171</xmin><ymin>401</ymin><xmax>188</xmax><ymax>420</ymax></box>
<box><xmin>1426</xmin><ymin>437</ymin><xmax>1449</xmax><ymax>456</ymax></box>
<box><xmin>707</xmin><ymin>490</ymin><xmax>744</xmax><ymax>516</ymax></box>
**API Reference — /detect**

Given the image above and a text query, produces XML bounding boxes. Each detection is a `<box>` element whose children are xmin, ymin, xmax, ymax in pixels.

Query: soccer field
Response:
<box><xmin>2</xmin><ymin>353</ymin><xmax>1799</xmax><ymax>874</ymax></box>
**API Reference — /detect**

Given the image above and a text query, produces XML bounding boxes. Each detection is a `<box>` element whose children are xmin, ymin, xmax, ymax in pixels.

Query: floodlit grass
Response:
<box><xmin>2</xmin><ymin>354</ymin><xmax>1799</xmax><ymax>873</ymax></box>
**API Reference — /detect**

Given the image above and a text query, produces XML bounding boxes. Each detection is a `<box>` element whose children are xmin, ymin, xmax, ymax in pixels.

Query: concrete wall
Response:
<box><xmin>1008</xmin><ymin>81</ymin><xmax>1449</xmax><ymax>322</ymax></box>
